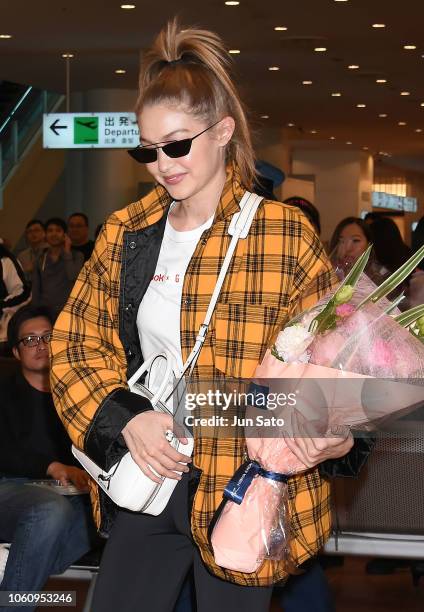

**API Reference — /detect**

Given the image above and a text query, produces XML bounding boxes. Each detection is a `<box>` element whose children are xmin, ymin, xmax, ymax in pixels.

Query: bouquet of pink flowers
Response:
<box><xmin>211</xmin><ymin>244</ymin><xmax>424</xmax><ymax>573</ymax></box>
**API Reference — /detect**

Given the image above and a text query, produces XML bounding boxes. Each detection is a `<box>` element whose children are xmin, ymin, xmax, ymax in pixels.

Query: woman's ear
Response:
<box><xmin>216</xmin><ymin>116</ymin><xmax>235</xmax><ymax>148</ymax></box>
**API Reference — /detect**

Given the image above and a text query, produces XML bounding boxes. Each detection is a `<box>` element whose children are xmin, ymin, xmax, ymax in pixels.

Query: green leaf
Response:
<box><xmin>342</xmin><ymin>243</ymin><xmax>373</xmax><ymax>288</ymax></box>
<box><xmin>307</xmin><ymin>246</ymin><xmax>373</xmax><ymax>333</ymax></box>
<box><xmin>394</xmin><ymin>304</ymin><xmax>424</xmax><ymax>327</ymax></box>
<box><xmin>357</xmin><ymin>244</ymin><xmax>424</xmax><ymax>308</ymax></box>
<box><xmin>271</xmin><ymin>345</ymin><xmax>285</xmax><ymax>362</ymax></box>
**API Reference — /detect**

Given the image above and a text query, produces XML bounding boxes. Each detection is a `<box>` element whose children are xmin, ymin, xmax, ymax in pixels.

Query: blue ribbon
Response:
<box><xmin>223</xmin><ymin>460</ymin><xmax>289</xmax><ymax>505</ymax></box>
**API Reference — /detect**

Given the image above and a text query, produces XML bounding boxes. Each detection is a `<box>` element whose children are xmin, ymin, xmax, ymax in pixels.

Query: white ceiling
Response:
<box><xmin>1</xmin><ymin>0</ymin><xmax>424</xmax><ymax>168</ymax></box>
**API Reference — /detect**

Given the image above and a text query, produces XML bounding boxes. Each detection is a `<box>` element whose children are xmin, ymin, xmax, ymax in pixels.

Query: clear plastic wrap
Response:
<box><xmin>211</xmin><ymin>431</ymin><xmax>304</xmax><ymax>573</ymax></box>
<box><xmin>211</xmin><ymin>249</ymin><xmax>424</xmax><ymax>573</ymax></box>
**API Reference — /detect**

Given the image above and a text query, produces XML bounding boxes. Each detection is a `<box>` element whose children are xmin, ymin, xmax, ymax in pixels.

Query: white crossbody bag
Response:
<box><xmin>72</xmin><ymin>191</ymin><xmax>263</xmax><ymax>515</ymax></box>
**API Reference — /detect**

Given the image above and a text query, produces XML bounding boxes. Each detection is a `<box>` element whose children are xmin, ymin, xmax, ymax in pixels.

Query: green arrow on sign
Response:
<box><xmin>74</xmin><ymin>117</ymin><xmax>99</xmax><ymax>144</ymax></box>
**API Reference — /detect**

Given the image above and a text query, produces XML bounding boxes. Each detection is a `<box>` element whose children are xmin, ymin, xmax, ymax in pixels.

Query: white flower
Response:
<box><xmin>274</xmin><ymin>324</ymin><xmax>312</xmax><ymax>363</ymax></box>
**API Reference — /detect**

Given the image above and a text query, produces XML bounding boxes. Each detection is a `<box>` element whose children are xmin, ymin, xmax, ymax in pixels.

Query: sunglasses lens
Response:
<box><xmin>163</xmin><ymin>138</ymin><xmax>192</xmax><ymax>159</ymax></box>
<box><xmin>127</xmin><ymin>147</ymin><xmax>158</xmax><ymax>164</ymax></box>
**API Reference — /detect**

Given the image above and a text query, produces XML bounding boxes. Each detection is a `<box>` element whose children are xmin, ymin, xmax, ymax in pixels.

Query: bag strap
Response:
<box><xmin>181</xmin><ymin>191</ymin><xmax>263</xmax><ymax>376</ymax></box>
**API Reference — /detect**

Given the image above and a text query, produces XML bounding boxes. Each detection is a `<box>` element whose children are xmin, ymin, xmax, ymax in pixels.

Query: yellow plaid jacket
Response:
<box><xmin>50</xmin><ymin>166</ymin><xmax>336</xmax><ymax>586</ymax></box>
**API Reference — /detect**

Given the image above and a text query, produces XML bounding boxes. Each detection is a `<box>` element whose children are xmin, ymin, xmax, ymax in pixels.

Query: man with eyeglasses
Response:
<box><xmin>0</xmin><ymin>305</ymin><xmax>95</xmax><ymax>607</ymax></box>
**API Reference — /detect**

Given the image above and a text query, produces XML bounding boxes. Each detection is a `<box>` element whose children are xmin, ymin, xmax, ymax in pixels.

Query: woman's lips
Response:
<box><xmin>163</xmin><ymin>173</ymin><xmax>186</xmax><ymax>185</ymax></box>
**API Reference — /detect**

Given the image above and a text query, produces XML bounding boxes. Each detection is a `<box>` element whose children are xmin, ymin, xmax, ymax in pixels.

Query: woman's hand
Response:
<box><xmin>283</xmin><ymin>423</ymin><xmax>354</xmax><ymax>469</ymax></box>
<box><xmin>122</xmin><ymin>411</ymin><xmax>191</xmax><ymax>483</ymax></box>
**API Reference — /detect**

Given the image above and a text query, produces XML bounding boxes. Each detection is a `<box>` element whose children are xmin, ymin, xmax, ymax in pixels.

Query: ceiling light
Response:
<box><xmin>330</xmin><ymin>136</ymin><xmax>336</xmax><ymax>140</ymax></box>
<box><xmin>302</xmin><ymin>80</ymin><xmax>313</xmax><ymax>85</ymax></box>
<box><xmin>310</xmin><ymin>130</ymin><xmax>317</xmax><ymax>134</ymax></box>
<box><xmin>421</xmin><ymin>103</ymin><xmax>424</xmax><ymax>107</ymax></box>
<box><xmin>61</xmin><ymin>53</ymin><xmax>74</xmax><ymax>58</ymax></box>
<box><xmin>348</xmin><ymin>64</ymin><xmax>359</xmax><ymax>69</ymax></box>
<box><xmin>403</xmin><ymin>44</ymin><xmax>417</xmax><ymax>50</ymax></box>
<box><xmin>260</xmin><ymin>115</ymin><xmax>269</xmax><ymax>119</ymax></box>
<box><xmin>379</xmin><ymin>113</ymin><xmax>388</xmax><ymax>117</ymax></box>
<box><xmin>331</xmin><ymin>92</ymin><xmax>342</xmax><ymax>97</ymax></box>
<box><xmin>229</xmin><ymin>49</ymin><xmax>240</xmax><ymax>54</ymax></box>
<box><xmin>274</xmin><ymin>26</ymin><xmax>288</xmax><ymax>31</ymax></box>
<box><xmin>356</xmin><ymin>103</ymin><xmax>366</xmax><ymax>108</ymax></box>
<box><xmin>120</xmin><ymin>3</ymin><xmax>136</xmax><ymax>7</ymax></box>
<box><xmin>334</xmin><ymin>0</ymin><xmax>349</xmax><ymax>2</ymax></box>
<box><xmin>415</xmin><ymin>128</ymin><xmax>422</xmax><ymax>133</ymax></box>
<box><xmin>287</xmin><ymin>122</ymin><xmax>295</xmax><ymax>127</ymax></box>
<box><xmin>376</xmin><ymin>79</ymin><xmax>387</xmax><ymax>83</ymax></box>
<box><xmin>225</xmin><ymin>1</ymin><xmax>240</xmax><ymax>4</ymax></box>
<box><xmin>268</xmin><ymin>66</ymin><xmax>280</xmax><ymax>71</ymax></box>
<box><xmin>115</xmin><ymin>69</ymin><xmax>126</xmax><ymax>74</ymax></box>
<box><xmin>0</xmin><ymin>34</ymin><xmax>12</xmax><ymax>39</ymax></box>
<box><xmin>314</xmin><ymin>47</ymin><xmax>327</xmax><ymax>52</ymax></box>
<box><xmin>400</xmin><ymin>91</ymin><xmax>410</xmax><ymax>96</ymax></box>
<box><xmin>363</xmin><ymin>146</ymin><xmax>369</xmax><ymax>150</ymax></box>
<box><xmin>398</xmin><ymin>121</ymin><xmax>407</xmax><ymax>126</ymax></box>
<box><xmin>346</xmin><ymin>141</ymin><xmax>352</xmax><ymax>145</ymax></box>
<box><xmin>372</xmin><ymin>23</ymin><xmax>386</xmax><ymax>28</ymax></box>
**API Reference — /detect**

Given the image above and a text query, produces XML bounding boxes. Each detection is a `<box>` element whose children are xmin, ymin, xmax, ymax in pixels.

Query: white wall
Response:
<box><xmin>281</xmin><ymin>177</ymin><xmax>315</xmax><ymax>203</ymax></box>
<box><xmin>292</xmin><ymin>149</ymin><xmax>373</xmax><ymax>243</ymax></box>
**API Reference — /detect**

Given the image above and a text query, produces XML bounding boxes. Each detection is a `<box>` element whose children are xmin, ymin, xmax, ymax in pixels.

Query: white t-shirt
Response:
<box><xmin>136</xmin><ymin>210</ymin><xmax>214</xmax><ymax>393</ymax></box>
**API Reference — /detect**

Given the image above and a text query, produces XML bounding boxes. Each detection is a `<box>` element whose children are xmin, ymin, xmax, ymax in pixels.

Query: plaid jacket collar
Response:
<box><xmin>116</xmin><ymin>164</ymin><xmax>245</xmax><ymax>232</ymax></box>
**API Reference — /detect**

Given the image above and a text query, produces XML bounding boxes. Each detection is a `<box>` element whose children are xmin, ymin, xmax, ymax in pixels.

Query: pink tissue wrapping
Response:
<box><xmin>211</xmin><ymin>354</ymin><xmax>367</xmax><ymax>573</ymax></box>
<box><xmin>211</xmin><ymin>345</ymin><xmax>424</xmax><ymax>573</ymax></box>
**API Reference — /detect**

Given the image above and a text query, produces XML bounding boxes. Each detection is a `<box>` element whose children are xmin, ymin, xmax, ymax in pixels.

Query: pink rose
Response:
<box><xmin>335</xmin><ymin>303</ymin><xmax>355</xmax><ymax>318</ymax></box>
<box><xmin>372</xmin><ymin>338</ymin><xmax>395</xmax><ymax>370</ymax></box>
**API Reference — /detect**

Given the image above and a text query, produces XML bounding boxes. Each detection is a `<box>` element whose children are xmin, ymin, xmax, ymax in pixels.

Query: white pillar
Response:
<box><xmin>292</xmin><ymin>149</ymin><xmax>373</xmax><ymax>243</ymax></box>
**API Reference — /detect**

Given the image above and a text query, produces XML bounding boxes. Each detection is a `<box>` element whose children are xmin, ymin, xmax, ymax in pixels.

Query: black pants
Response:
<box><xmin>91</xmin><ymin>474</ymin><xmax>273</xmax><ymax>612</ymax></box>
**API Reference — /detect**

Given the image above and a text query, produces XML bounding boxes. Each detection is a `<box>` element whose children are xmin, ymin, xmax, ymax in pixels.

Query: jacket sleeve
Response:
<box><xmin>286</xmin><ymin>213</ymin><xmax>374</xmax><ymax>477</ymax></box>
<box><xmin>319</xmin><ymin>436</ymin><xmax>376</xmax><ymax>478</ymax></box>
<box><xmin>0</xmin><ymin>256</ymin><xmax>30</xmax><ymax>312</ymax></box>
<box><xmin>50</xmin><ymin>223</ymin><xmax>152</xmax><ymax>471</ymax></box>
<box><xmin>287</xmin><ymin>212</ymin><xmax>337</xmax><ymax>317</ymax></box>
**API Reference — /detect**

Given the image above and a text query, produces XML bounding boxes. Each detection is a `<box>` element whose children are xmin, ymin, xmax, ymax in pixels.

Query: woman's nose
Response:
<box><xmin>156</xmin><ymin>148</ymin><xmax>173</xmax><ymax>174</ymax></box>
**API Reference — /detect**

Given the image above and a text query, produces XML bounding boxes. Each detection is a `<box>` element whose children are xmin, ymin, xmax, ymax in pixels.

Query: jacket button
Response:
<box><xmin>127</xmin><ymin>349</ymin><xmax>133</xmax><ymax>358</ymax></box>
<box><xmin>129</xmin><ymin>241</ymin><xmax>136</xmax><ymax>249</ymax></box>
<box><xmin>183</xmin><ymin>297</ymin><xmax>192</xmax><ymax>305</ymax></box>
<box><xmin>125</xmin><ymin>302</ymin><xmax>133</xmax><ymax>311</ymax></box>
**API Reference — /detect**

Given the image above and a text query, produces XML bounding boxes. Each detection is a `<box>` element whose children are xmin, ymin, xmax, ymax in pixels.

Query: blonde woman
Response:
<box><xmin>51</xmin><ymin>20</ymin><xmax>357</xmax><ymax>612</ymax></box>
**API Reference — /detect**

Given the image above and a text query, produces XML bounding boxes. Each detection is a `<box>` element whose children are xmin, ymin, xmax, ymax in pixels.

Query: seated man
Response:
<box><xmin>0</xmin><ymin>305</ymin><xmax>95</xmax><ymax>607</ymax></box>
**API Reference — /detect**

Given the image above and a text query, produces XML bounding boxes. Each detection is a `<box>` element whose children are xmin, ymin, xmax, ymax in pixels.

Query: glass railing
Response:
<box><xmin>0</xmin><ymin>87</ymin><xmax>63</xmax><ymax>205</ymax></box>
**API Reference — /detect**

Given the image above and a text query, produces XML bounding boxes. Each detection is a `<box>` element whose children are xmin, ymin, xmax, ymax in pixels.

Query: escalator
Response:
<box><xmin>0</xmin><ymin>81</ymin><xmax>64</xmax><ymax>246</ymax></box>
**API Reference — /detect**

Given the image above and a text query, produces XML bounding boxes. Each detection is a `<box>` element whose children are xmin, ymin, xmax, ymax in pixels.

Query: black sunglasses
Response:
<box><xmin>127</xmin><ymin>120</ymin><xmax>221</xmax><ymax>164</ymax></box>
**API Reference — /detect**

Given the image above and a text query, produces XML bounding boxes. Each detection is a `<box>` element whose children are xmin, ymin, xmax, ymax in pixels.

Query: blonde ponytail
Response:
<box><xmin>135</xmin><ymin>19</ymin><xmax>256</xmax><ymax>188</ymax></box>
